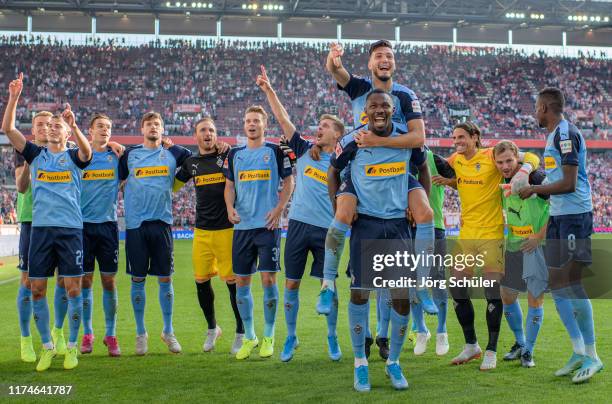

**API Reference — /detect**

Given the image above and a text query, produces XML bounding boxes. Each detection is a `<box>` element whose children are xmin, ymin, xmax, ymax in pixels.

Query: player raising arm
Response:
<box><xmin>3</xmin><ymin>73</ymin><xmax>92</xmax><ymax>372</ymax></box>
<box><xmin>257</xmin><ymin>65</ymin><xmax>344</xmax><ymax>362</ymax></box>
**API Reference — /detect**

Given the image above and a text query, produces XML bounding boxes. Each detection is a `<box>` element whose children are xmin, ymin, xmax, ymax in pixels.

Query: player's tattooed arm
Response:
<box><xmin>15</xmin><ymin>163</ymin><xmax>30</xmax><ymax>193</ymax></box>
<box><xmin>327</xmin><ymin>166</ymin><xmax>341</xmax><ymax>212</ymax></box>
<box><xmin>256</xmin><ymin>65</ymin><xmax>297</xmax><ymax>141</ymax></box>
<box><xmin>2</xmin><ymin>72</ymin><xmax>27</xmax><ymax>153</ymax></box>
<box><xmin>325</xmin><ymin>42</ymin><xmax>350</xmax><ymax>88</ymax></box>
<box><xmin>224</xmin><ymin>179</ymin><xmax>241</xmax><ymax>224</ymax></box>
<box><xmin>62</xmin><ymin>103</ymin><xmax>92</xmax><ymax>163</ymax></box>
<box><xmin>354</xmin><ymin>119</ymin><xmax>426</xmax><ymax>149</ymax></box>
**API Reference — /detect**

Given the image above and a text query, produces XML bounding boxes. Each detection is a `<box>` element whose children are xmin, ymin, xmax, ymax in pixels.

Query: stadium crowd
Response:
<box><xmin>0</xmin><ymin>36</ymin><xmax>609</xmax><ymax>139</ymax></box>
<box><xmin>0</xmin><ymin>37</ymin><xmax>609</xmax><ymax>229</ymax></box>
<box><xmin>1</xmin><ymin>146</ymin><xmax>610</xmax><ymax>230</ymax></box>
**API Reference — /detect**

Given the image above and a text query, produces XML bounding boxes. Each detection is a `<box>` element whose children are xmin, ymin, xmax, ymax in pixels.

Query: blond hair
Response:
<box><xmin>32</xmin><ymin>110</ymin><xmax>53</xmax><ymax>126</ymax></box>
<box><xmin>493</xmin><ymin>140</ymin><xmax>519</xmax><ymax>158</ymax></box>
<box><xmin>245</xmin><ymin>105</ymin><xmax>268</xmax><ymax>121</ymax></box>
<box><xmin>319</xmin><ymin>114</ymin><xmax>345</xmax><ymax>134</ymax></box>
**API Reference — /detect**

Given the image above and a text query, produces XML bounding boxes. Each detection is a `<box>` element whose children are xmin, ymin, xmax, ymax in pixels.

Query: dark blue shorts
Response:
<box><xmin>545</xmin><ymin>212</ymin><xmax>593</xmax><ymax>268</ymax></box>
<box><xmin>18</xmin><ymin>222</ymin><xmax>32</xmax><ymax>271</ymax></box>
<box><xmin>125</xmin><ymin>220</ymin><xmax>174</xmax><ymax>278</ymax></box>
<box><xmin>232</xmin><ymin>228</ymin><xmax>280</xmax><ymax>276</ymax></box>
<box><xmin>28</xmin><ymin>226</ymin><xmax>83</xmax><ymax>279</ymax></box>
<box><xmin>336</xmin><ymin>173</ymin><xmax>422</xmax><ymax>199</ymax></box>
<box><xmin>501</xmin><ymin>250</ymin><xmax>527</xmax><ymax>292</ymax></box>
<box><xmin>349</xmin><ymin>215</ymin><xmax>413</xmax><ymax>289</ymax></box>
<box><xmin>284</xmin><ymin>219</ymin><xmax>327</xmax><ymax>281</ymax></box>
<box><xmin>83</xmin><ymin>221</ymin><xmax>119</xmax><ymax>274</ymax></box>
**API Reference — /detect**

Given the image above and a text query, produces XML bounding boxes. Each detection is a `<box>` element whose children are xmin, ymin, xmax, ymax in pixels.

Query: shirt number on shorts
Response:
<box><xmin>567</xmin><ymin>234</ymin><xmax>576</xmax><ymax>252</ymax></box>
<box><xmin>75</xmin><ymin>250</ymin><xmax>83</xmax><ymax>266</ymax></box>
<box><xmin>272</xmin><ymin>247</ymin><xmax>280</xmax><ymax>263</ymax></box>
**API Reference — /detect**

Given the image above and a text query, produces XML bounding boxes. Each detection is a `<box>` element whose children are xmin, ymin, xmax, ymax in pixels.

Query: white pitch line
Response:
<box><xmin>0</xmin><ymin>276</ymin><xmax>19</xmax><ymax>285</ymax></box>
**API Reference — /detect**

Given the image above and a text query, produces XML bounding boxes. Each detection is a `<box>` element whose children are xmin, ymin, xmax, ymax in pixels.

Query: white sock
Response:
<box><xmin>466</xmin><ymin>343</ymin><xmax>480</xmax><ymax>352</ymax></box>
<box><xmin>571</xmin><ymin>337</ymin><xmax>586</xmax><ymax>356</ymax></box>
<box><xmin>322</xmin><ymin>280</ymin><xmax>335</xmax><ymax>292</ymax></box>
<box><xmin>67</xmin><ymin>342</ymin><xmax>77</xmax><ymax>349</ymax></box>
<box><xmin>386</xmin><ymin>359</ymin><xmax>399</xmax><ymax>366</ymax></box>
<box><xmin>585</xmin><ymin>344</ymin><xmax>599</xmax><ymax>360</ymax></box>
<box><xmin>43</xmin><ymin>342</ymin><xmax>54</xmax><ymax>350</ymax></box>
<box><xmin>354</xmin><ymin>357</ymin><xmax>368</xmax><ymax>368</ymax></box>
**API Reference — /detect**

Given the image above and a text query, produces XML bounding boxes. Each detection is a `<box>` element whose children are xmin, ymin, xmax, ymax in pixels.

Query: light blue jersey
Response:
<box><xmin>224</xmin><ymin>142</ymin><xmax>293</xmax><ymax>230</ymax></box>
<box><xmin>331</xmin><ymin>125</ymin><xmax>413</xmax><ymax>219</ymax></box>
<box><xmin>81</xmin><ymin>149</ymin><xmax>119</xmax><ymax>223</ymax></box>
<box><xmin>338</xmin><ymin>73</ymin><xmax>422</xmax><ymax>131</ymax></box>
<box><xmin>119</xmin><ymin>144</ymin><xmax>191</xmax><ymax>229</ymax></box>
<box><xmin>543</xmin><ymin>119</ymin><xmax>593</xmax><ymax>216</ymax></box>
<box><xmin>20</xmin><ymin>141</ymin><xmax>90</xmax><ymax>228</ymax></box>
<box><xmin>287</xmin><ymin>132</ymin><xmax>334</xmax><ymax>229</ymax></box>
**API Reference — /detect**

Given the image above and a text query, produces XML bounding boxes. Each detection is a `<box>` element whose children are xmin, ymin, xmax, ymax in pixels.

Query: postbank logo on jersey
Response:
<box><xmin>365</xmin><ymin>162</ymin><xmax>406</xmax><ymax>177</ymax></box>
<box><xmin>544</xmin><ymin>156</ymin><xmax>557</xmax><ymax>170</ymax></box>
<box><xmin>238</xmin><ymin>170</ymin><xmax>271</xmax><ymax>182</ymax></box>
<box><xmin>135</xmin><ymin>166</ymin><xmax>169</xmax><ymax>178</ymax></box>
<box><xmin>510</xmin><ymin>225</ymin><xmax>534</xmax><ymax>237</ymax></box>
<box><xmin>359</xmin><ymin>112</ymin><xmax>369</xmax><ymax>125</ymax></box>
<box><xmin>37</xmin><ymin>170</ymin><xmax>71</xmax><ymax>183</ymax></box>
<box><xmin>83</xmin><ymin>169</ymin><xmax>115</xmax><ymax>180</ymax></box>
<box><xmin>456</xmin><ymin>177</ymin><xmax>484</xmax><ymax>186</ymax></box>
<box><xmin>195</xmin><ymin>173</ymin><xmax>225</xmax><ymax>186</ymax></box>
<box><xmin>304</xmin><ymin>166</ymin><xmax>327</xmax><ymax>184</ymax></box>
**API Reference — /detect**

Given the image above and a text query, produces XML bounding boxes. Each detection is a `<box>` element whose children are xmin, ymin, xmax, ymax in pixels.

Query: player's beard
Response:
<box><xmin>374</xmin><ymin>73</ymin><xmax>391</xmax><ymax>82</ymax></box>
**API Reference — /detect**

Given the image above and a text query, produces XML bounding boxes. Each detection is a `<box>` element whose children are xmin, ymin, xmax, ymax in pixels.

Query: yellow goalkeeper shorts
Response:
<box><xmin>192</xmin><ymin>227</ymin><xmax>234</xmax><ymax>282</ymax></box>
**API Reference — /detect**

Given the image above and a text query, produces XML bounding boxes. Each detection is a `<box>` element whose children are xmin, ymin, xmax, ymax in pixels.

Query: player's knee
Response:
<box><xmin>391</xmin><ymin>296</ymin><xmax>410</xmax><ymax>316</ymax></box>
<box><xmin>285</xmin><ymin>279</ymin><xmax>300</xmax><ymax>290</ymax></box>
<box><xmin>131</xmin><ymin>276</ymin><xmax>146</xmax><ymax>283</ymax></box>
<box><xmin>335</xmin><ymin>196</ymin><xmax>356</xmax><ymax>225</ymax></box>
<box><xmin>500</xmin><ymin>287</ymin><xmax>518</xmax><ymax>305</ymax></box>
<box><xmin>57</xmin><ymin>277</ymin><xmax>66</xmax><ymax>288</ymax></box>
<box><xmin>82</xmin><ymin>274</ymin><xmax>94</xmax><ymax>289</ymax></box>
<box><xmin>158</xmin><ymin>277</ymin><xmax>171</xmax><ymax>284</ymax></box>
<box><xmin>527</xmin><ymin>293</ymin><xmax>544</xmax><ymax>308</ymax></box>
<box><xmin>101</xmin><ymin>275</ymin><xmax>115</xmax><ymax>291</ymax></box>
<box><xmin>235</xmin><ymin>275</ymin><xmax>251</xmax><ymax>287</ymax></box>
<box><xmin>20</xmin><ymin>272</ymin><xmax>31</xmax><ymax>289</ymax></box>
<box><xmin>261</xmin><ymin>272</ymin><xmax>276</xmax><ymax>287</ymax></box>
<box><xmin>64</xmin><ymin>280</ymin><xmax>81</xmax><ymax>298</ymax></box>
<box><xmin>350</xmin><ymin>289</ymin><xmax>369</xmax><ymax>305</ymax></box>
<box><xmin>30</xmin><ymin>282</ymin><xmax>46</xmax><ymax>299</ymax></box>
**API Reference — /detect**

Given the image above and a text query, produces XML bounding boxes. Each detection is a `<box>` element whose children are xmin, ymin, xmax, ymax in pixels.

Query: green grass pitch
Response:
<box><xmin>0</xmin><ymin>237</ymin><xmax>610</xmax><ymax>403</ymax></box>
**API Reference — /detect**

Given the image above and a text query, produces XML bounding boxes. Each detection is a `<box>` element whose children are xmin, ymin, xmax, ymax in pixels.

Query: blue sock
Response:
<box><xmin>365</xmin><ymin>300</ymin><xmax>372</xmax><ymax>339</ymax></box>
<box><xmin>33</xmin><ymin>298</ymin><xmax>51</xmax><ymax>344</ymax></box>
<box><xmin>236</xmin><ymin>285</ymin><xmax>255</xmax><ymax>339</ymax></box>
<box><xmin>131</xmin><ymin>280</ymin><xmax>146</xmax><ymax>335</ymax></box>
<box><xmin>263</xmin><ymin>284</ymin><xmax>279</xmax><ymax>338</ymax></box>
<box><xmin>323</xmin><ymin>219</ymin><xmax>350</xmax><ymax>281</ymax></box>
<box><xmin>570</xmin><ymin>284</ymin><xmax>595</xmax><ymax>346</ymax></box>
<box><xmin>348</xmin><ymin>302</ymin><xmax>368</xmax><ymax>358</ymax></box>
<box><xmin>103</xmin><ymin>289</ymin><xmax>118</xmax><ymax>337</ymax></box>
<box><xmin>552</xmin><ymin>289</ymin><xmax>583</xmax><ymax>353</ymax></box>
<box><xmin>525</xmin><ymin>306</ymin><xmax>544</xmax><ymax>354</ymax></box>
<box><xmin>54</xmin><ymin>284</ymin><xmax>68</xmax><ymax>329</ymax></box>
<box><xmin>411</xmin><ymin>302</ymin><xmax>427</xmax><ymax>333</ymax></box>
<box><xmin>158</xmin><ymin>281</ymin><xmax>174</xmax><ymax>335</ymax></box>
<box><xmin>432</xmin><ymin>286</ymin><xmax>448</xmax><ymax>333</ymax></box>
<box><xmin>415</xmin><ymin>222</ymin><xmax>435</xmax><ymax>289</ymax></box>
<box><xmin>503</xmin><ymin>301</ymin><xmax>526</xmax><ymax>346</ymax></box>
<box><xmin>377</xmin><ymin>289</ymin><xmax>391</xmax><ymax>338</ymax></box>
<box><xmin>67</xmin><ymin>294</ymin><xmax>83</xmax><ymax>345</ymax></box>
<box><xmin>326</xmin><ymin>291</ymin><xmax>338</xmax><ymax>337</ymax></box>
<box><xmin>82</xmin><ymin>287</ymin><xmax>93</xmax><ymax>335</ymax></box>
<box><xmin>389</xmin><ymin>308</ymin><xmax>410</xmax><ymax>362</ymax></box>
<box><xmin>17</xmin><ymin>285</ymin><xmax>33</xmax><ymax>337</ymax></box>
<box><xmin>284</xmin><ymin>288</ymin><xmax>299</xmax><ymax>337</ymax></box>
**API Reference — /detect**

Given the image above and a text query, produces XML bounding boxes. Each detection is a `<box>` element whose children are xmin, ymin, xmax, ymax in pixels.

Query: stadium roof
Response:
<box><xmin>1</xmin><ymin>0</ymin><xmax>610</xmax><ymax>30</ymax></box>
